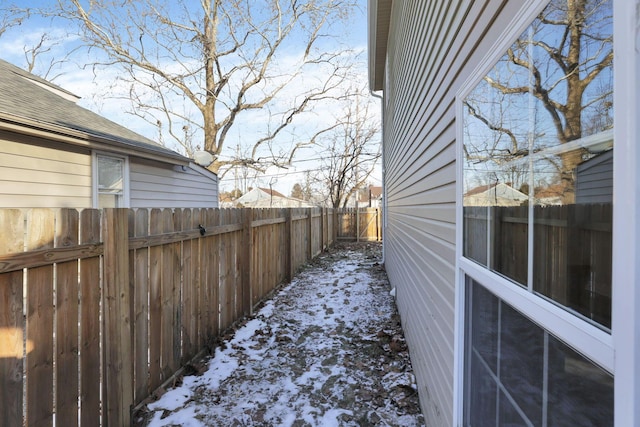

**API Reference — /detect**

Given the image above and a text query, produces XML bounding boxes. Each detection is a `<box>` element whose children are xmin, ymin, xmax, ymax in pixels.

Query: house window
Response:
<box><xmin>96</xmin><ymin>154</ymin><xmax>126</xmax><ymax>208</ymax></box>
<box><xmin>462</xmin><ymin>0</ymin><xmax>613</xmax><ymax>329</ymax></box>
<box><xmin>463</xmin><ymin>277</ymin><xmax>613</xmax><ymax>426</ymax></box>
<box><xmin>458</xmin><ymin>0</ymin><xmax>614</xmax><ymax>424</ymax></box>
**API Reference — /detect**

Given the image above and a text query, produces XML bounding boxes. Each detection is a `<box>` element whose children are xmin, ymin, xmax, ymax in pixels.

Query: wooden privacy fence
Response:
<box><xmin>336</xmin><ymin>207</ymin><xmax>382</xmax><ymax>242</ymax></box>
<box><xmin>0</xmin><ymin>206</ymin><xmax>340</xmax><ymax>427</ymax></box>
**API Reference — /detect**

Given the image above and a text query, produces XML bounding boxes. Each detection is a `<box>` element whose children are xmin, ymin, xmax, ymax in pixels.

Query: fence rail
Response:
<box><xmin>0</xmin><ymin>206</ymin><xmax>375</xmax><ymax>427</ymax></box>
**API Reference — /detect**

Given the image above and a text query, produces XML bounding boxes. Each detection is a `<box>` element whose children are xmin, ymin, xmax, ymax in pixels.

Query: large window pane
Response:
<box><xmin>500</xmin><ymin>304</ymin><xmax>544</xmax><ymax>426</ymax></box>
<box><xmin>498</xmin><ymin>390</ymin><xmax>528</xmax><ymax>427</ymax></box>
<box><xmin>467</xmin><ymin>352</ymin><xmax>497</xmax><ymax>427</ymax></box>
<box><xmin>464</xmin><ymin>277</ymin><xmax>613</xmax><ymax>426</ymax></box>
<box><xmin>547</xmin><ymin>335</ymin><xmax>614</xmax><ymax>426</ymax></box>
<box><xmin>465</xmin><ymin>277</ymin><xmax>499</xmax><ymax>426</ymax></box>
<box><xmin>462</xmin><ymin>0</ymin><xmax>613</xmax><ymax>328</ymax></box>
<box><xmin>528</xmin><ymin>0</ymin><xmax>613</xmax><ymax>328</ymax></box>
<box><xmin>470</xmin><ymin>282</ymin><xmax>499</xmax><ymax>374</ymax></box>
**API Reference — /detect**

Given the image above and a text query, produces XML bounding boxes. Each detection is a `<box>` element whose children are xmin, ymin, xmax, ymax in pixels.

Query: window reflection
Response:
<box><xmin>462</xmin><ymin>0</ymin><xmax>613</xmax><ymax>328</ymax></box>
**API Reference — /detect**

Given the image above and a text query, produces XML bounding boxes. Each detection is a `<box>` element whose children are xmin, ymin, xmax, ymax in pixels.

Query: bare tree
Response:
<box><xmin>42</xmin><ymin>0</ymin><xmax>358</xmax><ymax>173</ymax></box>
<box><xmin>316</xmin><ymin>86</ymin><xmax>381</xmax><ymax>208</ymax></box>
<box><xmin>463</xmin><ymin>0</ymin><xmax>612</xmax><ymax>201</ymax></box>
<box><xmin>0</xmin><ymin>5</ymin><xmax>79</xmax><ymax>82</ymax></box>
<box><xmin>0</xmin><ymin>5</ymin><xmax>27</xmax><ymax>38</ymax></box>
<box><xmin>290</xmin><ymin>183</ymin><xmax>304</xmax><ymax>200</ymax></box>
<box><xmin>23</xmin><ymin>32</ymin><xmax>79</xmax><ymax>82</ymax></box>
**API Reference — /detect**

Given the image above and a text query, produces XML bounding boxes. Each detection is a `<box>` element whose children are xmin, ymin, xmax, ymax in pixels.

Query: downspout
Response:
<box><xmin>370</xmin><ymin>89</ymin><xmax>385</xmax><ymax>264</ymax></box>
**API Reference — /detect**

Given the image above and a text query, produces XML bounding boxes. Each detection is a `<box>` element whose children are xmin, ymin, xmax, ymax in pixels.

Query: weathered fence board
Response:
<box><xmin>133</xmin><ymin>209</ymin><xmax>150</xmax><ymax>404</ymax></box>
<box><xmin>206</xmin><ymin>208</ymin><xmax>220</xmax><ymax>342</ymax></box>
<box><xmin>181</xmin><ymin>209</ymin><xmax>196</xmax><ymax>364</ymax></box>
<box><xmin>160</xmin><ymin>208</ymin><xmax>176</xmax><ymax>380</ymax></box>
<box><xmin>102</xmin><ymin>209</ymin><xmax>133</xmax><ymax>427</ymax></box>
<box><xmin>26</xmin><ymin>209</ymin><xmax>55</xmax><ymax>427</ymax></box>
<box><xmin>148</xmin><ymin>209</ymin><xmax>163</xmax><ymax>393</ymax></box>
<box><xmin>219</xmin><ymin>210</ymin><xmax>231</xmax><ymax>331</ymax></box>
<box><xmin>79</xmin><ymin>209</ymin><xmax>101</xmax><ymax>426</ymax></box>
<box><xmin>0</xmin><ymin>209</ymin><xmax>24</xmax><ymax>427</ymax></box>
<box><xmin>55</xmin><ymin>209</ymin><xmax>80</xmax><ymax>427</ymax></box>
<box><xmin>233</xmin><ymin>210</ymin><xmax>244</xmax><ymax>320</ymax></box>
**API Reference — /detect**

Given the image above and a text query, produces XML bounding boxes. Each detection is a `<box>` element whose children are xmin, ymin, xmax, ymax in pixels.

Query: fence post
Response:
<box><xmin>0</xmin><ymin>209</ymin><xmax>24</xmax><ymax>427</ymax></box>
<box><xmin>325</xmin><ymin>208</ymin><xmax>329</xmax><ymax>249</ymax></box>
<box><xmin>320</xmin><ymin>207</ymin><xmax>325</xmax><ymax>252</ymax></box>
<box><xmin>307</xmin><ymin>208</ymin><xmax>313</xmax><ymax>261</ymax></box>
<box><xmin>242</xmin><ymin>209</ymin><xmax>253</xmax><ymax>315</ymax></box>
<box><xmin>102</xmin><ymin>208</ymin><xmax>133</xmax><ymax>427</ymax></box>
<box><xmin>356</xmin><ymin>203</ymin><xmax>360</xmax><ymax>242</ymax></box>
<box><xmin>285</xmin><ymin>209</ymin><xmax>294</xmax><ymax>282</ymax></box>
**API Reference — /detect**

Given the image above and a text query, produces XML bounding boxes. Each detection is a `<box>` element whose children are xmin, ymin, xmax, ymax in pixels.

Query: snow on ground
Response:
<box><xmin>137</xmin><ymin>243</ymin><xmax>425</xmax><ymax>427</ymax></box>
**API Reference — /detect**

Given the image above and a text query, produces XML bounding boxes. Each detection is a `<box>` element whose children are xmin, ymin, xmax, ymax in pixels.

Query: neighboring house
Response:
<box><xmin>343</xmin><ymin>185</ymin><xmax>384</xmax><ymax>208</ymax></box>
<box><xmin>370</xmin><ymin>1</ymin><xmax>633</xmax><ymax>426</ymax></box>
<box><xmin>463</xmin><ymin>182</ymin><xmax>527</xmax><ymax>206</ymax></box>
<box><xmin>575</xmin><ymin>149</ymin><xmax>613</xmax><ymax>204</ymax></box>
<box><xmin>0</xmin><ymin>59</ymin><xmax>218</xmax><ymax>209</ymax></box>
<box><xmin>357</xmin><ymin>184</ymin><xmax>383</xmax><ymax>208</ymax></box>
<box><xmin>234</xmin><ymin>187</ymin><xmax>315</xmax><ymax>208</ymax></box>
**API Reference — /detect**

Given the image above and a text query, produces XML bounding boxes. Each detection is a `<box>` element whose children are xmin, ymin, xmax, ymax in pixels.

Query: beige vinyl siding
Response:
<box><xmin>381</xmin><ymin>1</ymin><xmax>516</xmax><ymax>425</ymax></box>
<box><xmin>130</xmin><ymin>160</ymin><xmax>218</xmax><ymax>208</ymax></box>
<box><xmin>0</xmin><ymin>137</ymin><xmax>91</xmax><ymax>208</ymax></box>
<box><xmin>576</xmin><ymin>150</ymin><xmax>613</xmax><ymax>204</ymax></box>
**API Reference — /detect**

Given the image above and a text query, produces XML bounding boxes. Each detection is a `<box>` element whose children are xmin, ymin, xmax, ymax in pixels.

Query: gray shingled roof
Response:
<box><xmin>0</xmin><ymin>59</ymin><xmax>187</xmax><ymax>162</ymax></box>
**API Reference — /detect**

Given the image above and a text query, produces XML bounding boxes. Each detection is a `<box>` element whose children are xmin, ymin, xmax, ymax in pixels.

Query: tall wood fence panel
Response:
<box><xmin>0</xmin><ymin>209</ymin><xmax>104</xmax><ymax>427</ymax></box>
<box><xmin>0</xmin><ymin>206</ymin><xmax>354</xmax><ymax>427</ymax></box>
<box><xmin>290</xmin><ymin>208</ymin><xmax>309</xmax><ymax>270</ymax></box>
<box><xmin>337</xmin><ymin>207</ymin><xmax>382</xmax><ymax>242</ymax></box>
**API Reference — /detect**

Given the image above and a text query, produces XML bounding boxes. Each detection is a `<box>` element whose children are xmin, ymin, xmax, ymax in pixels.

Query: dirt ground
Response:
<box><xmin>136</xmin><ymin>242</ymin><xmax>425</xmax><ymax>427</ymax></box>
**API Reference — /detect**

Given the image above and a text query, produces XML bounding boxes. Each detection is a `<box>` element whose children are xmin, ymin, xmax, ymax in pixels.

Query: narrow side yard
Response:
<box><xmin>136</xmin><ymin>243</ymin><xmax>425</xmax><ymax>427</ymax></box>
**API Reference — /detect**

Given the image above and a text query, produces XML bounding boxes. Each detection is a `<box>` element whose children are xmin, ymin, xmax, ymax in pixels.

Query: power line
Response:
<box><xmin>223</xmin><ymin>165</ymin><xmax>383</xmax><ymax>183</ymax></box>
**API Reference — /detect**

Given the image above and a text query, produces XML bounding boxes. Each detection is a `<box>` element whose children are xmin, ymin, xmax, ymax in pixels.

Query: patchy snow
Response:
<box><xmin>137</xmin><ymin>243</ymin><xmax>424</xmax><ymax>427</ymax></box>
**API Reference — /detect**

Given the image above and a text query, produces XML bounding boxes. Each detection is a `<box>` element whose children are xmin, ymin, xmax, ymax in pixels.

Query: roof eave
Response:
<box><xmin>368</xmin><ymin>0</ymin><xmax>392</xmax><ymax>91</ymax></box>
<box><xmin>0</xmin><ymin>113</ymin><xmax>190</xmax><ymax>165</ymax></box>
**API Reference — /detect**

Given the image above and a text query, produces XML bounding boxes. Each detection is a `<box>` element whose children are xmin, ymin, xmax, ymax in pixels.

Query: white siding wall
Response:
<box><xmin>0</xmin><ymin>136</ymin><xmax>92</xmax><ymax>208</ymax></box>
<box><xmin>381</xmin><ymin>1</ymin><xmax>515</xmax><ymax>425</ymax></box>
<box><xmin>130</xmin><ymin>160</ymin><xmax>218</xmax><ymax>208</ymax></box>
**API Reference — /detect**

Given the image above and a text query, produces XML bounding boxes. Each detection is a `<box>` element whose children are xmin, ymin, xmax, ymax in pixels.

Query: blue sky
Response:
<box><xmin>0</xmin><ymin>0</ymin><xmax>379</xmax><ymax>197</ymax></box>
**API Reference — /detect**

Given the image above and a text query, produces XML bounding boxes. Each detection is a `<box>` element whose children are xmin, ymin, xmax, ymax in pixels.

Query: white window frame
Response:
<box><xmin>92</xmin><ymin>151</ymin><xmax>130</xmax><ymax>208</ymax></box>
<box><xmin>452</xmin><ymin>0</ymin><xmax>629</xmax><ymax>424</ymax></box>
<box><xmin>611</xmin><ymin>0</ymin><xmax>640</xmax><ymax>425</ymax></box>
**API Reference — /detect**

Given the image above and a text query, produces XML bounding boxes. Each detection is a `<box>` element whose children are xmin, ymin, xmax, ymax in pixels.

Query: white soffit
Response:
<box><xmin>368</xmin><ymin>0</ymin><xmax>392</xmax><ymax>91</ymax></box>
